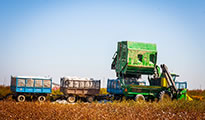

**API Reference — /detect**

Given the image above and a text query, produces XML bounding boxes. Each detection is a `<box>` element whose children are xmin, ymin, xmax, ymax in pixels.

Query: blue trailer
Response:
<box><xmin>107</xmin><ymin>79</ymin><xmax>124</xmax><ymax>96</ymax></box>
<box><xmin>10</xmin><ymin>76</ymin><xmax>52</xmax><ymax>102</ymax></box>
<box><xmin>107</xmin><ymin>78</ymin><xmax>146</xmax><ymax>100</ymax></box>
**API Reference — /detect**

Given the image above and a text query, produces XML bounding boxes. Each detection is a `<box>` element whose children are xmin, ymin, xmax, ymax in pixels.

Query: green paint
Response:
<box><xmin>111</xmin><ymin>41</ymin><xmax>189</xmax><ymax>101</ymax></box>
<box><xmin>127</xmin><ymin>92</ymin><xmax>154</xmax><ymax>96</ymax></box>
<box><xmin>178</xmin><ymin>89</ymin><xmax>188</xmax><ymax>100</ymax></box>
<box><xmin>112</xmin><ymin>41</ymin><xmax>157</xmax><ymax>77</ymax></box>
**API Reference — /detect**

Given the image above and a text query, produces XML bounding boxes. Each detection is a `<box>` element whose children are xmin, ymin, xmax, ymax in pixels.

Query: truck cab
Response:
<box><xmin>175</xmin><ymin>82</ymin><xmax>187</xmax><ymax>89</ymax></box>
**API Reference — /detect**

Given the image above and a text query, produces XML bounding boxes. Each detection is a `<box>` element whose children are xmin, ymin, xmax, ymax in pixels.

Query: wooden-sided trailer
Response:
<box><xmin>60</xmin><ymin>77</ymin><xmax>101</xmax><ymax>103</ymax></box>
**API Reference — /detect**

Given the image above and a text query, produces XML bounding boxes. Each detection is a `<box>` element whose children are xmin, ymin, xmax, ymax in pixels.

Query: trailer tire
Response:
<box><xmin>159</xmin><ymin>91</ymin><xmax>172</xmax><ymax>102</ymax></box>
<box><xmin>38</xmin><ymin>96</ymin><xmax>46</xmax><ymax>102</ymax></box>
<box><xmin>114</xmin><ymin>95</ymin><xmax>122</xmax><ymax>101</ymax></box>
<box><xmin>135</xmin><ymin>94</ymin><xmax>145</xmax><ymax>102</ymax></box>
<box><xmin>86</xmin><ymin>96</ymin><xmax>94</xmax><ymax>103</ymax></box>
<box><xmin>5</xmin><ymin>93</ymin><xmax>15</xmax><ymax>101</ymax></box>
<box><xmin>17</xmin><ymin>95</ymin><xmax>26</xmax><ymax>102</ymax></box>
<box><xmin>67</xmin><ymin>96</ymin><xmax>76</xmax><ymax>103</ymax></box>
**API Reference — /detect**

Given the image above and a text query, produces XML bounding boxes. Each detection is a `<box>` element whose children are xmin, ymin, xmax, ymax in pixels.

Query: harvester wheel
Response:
<box><xmin>159</xmin><ymin>91</ymin><xmax>172</xmax><ymax>102</ymax></box>
<box><xmin>135</xmin><ymin>94</ymin><xmax>145</xmax><ymax>102</ymax></box>
<box><xmin>38</xmin><ymin>96</ymin><xmax>46</xmax><ymax>102</ymax></box>
<box><xmin>86</xmin><ymin>96</ymin><xmax>94</xmax><ymax>103</ymax></box>
<box><xmin>17</xmin><ymin>95</ymin><xmax>26</xmax><ymax>102</ymax></box>
<box><xmin>67</xmin><ymin>96</ymin><xmax>76</xmax><ymax>103</ymax></box>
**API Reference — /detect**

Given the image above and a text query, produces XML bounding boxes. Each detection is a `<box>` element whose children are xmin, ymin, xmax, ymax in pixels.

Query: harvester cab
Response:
<box><xmin>175</xmin><ymin>82</ymin><xmax>187</xmax><ymax>89</ymax></box>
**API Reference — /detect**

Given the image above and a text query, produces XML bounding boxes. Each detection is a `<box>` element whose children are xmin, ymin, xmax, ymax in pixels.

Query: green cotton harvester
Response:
<box><xmin>111</xmin><ymin>41</ymin><xmax>192</xmax><ymax>101</ymax></box>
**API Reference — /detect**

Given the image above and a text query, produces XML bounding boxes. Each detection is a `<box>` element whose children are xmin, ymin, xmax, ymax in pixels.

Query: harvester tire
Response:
<box><xmin>38</xmin><ymin>96</ymin><xmax>46</xmax><ymax>102</ymax></box>
<box><xmin>86</xmin><ymin>96</ymin><xmax>94</xmax><ymax>103</ymax></box>
<box><xmin>159</xmin><ymin>91</ymin><xmax>172</xmax><ymax>102</ymax></box>
<box><xmin>17</xmin><ymin>95</ymin><xmax>26</xmax><ymax>102</ymax></box>
<box><xmin>135</xmin><ymin>94</ymin><xmax>145</xmax><ymax>102</ymax></box>
<box><xmin>67</xmin><ymin>96</ymin><xmax>76</xmax><ymax>103</ymax></box>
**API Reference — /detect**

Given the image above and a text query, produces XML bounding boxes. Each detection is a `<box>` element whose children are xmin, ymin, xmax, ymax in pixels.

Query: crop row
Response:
<box><xmin>0</xmin><ymin>100</ymin><xmax>205</xmax><ymax>120</ymax></box>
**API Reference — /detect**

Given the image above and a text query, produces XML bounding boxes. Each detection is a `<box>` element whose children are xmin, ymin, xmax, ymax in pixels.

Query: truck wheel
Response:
<box><xmin>38</xmin><ymin>96</ymin><xmax>46</xmax><ymax>102</ymax></box>
<box><xmin>67</xmin><ymin>96</ymin><xmax>76</xmax><ymax>103</ymax></box>
<box><xmin>17</xmin><ymin>95</ymin><xmax>26</xmax><ymax>102</ymax></box>
<box><xmin>135</xmin><ymin>94</ymin><xmax>145</xmax><ymax>102</ymax></box>
<box><xmin>159</xmin><ymin>91</ymin><xmax>172</xmax><ymax>102</ymax></box>
<box><xmin>86</xmin><ymin>96</ymin><xmax>94</xmax><ymax>103</ymax></box>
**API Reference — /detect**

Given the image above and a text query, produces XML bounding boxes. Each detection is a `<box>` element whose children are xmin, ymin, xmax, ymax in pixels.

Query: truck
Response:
<box><xmin>9</xmin><ymin>76</ymin><xmax>52</xmax><ymax>102</ymax></box>
<box><xmin>110</xmin><ymin>41</ymin><xmax>192</xmax><ymax>101</ymax></box>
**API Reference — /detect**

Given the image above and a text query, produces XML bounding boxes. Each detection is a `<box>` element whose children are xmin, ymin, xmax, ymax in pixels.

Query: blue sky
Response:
<box><xmin>0</xmin><ymin>0</ymin><xmax>204</xmax><ymax>89</ymax></box>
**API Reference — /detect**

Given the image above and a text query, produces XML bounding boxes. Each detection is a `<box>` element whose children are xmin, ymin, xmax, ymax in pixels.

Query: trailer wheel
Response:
<box><xmin>159</xmin><ymin>91</ymin><xmax>172</xmax><ymax>102</ymax></box>
<box><xmin>5</xmin><ymin>94</ymin><xmax>15</xmax><ymax>101</ymax></box>
<box><xmin>86</xmin><ymin>96</ymin><xmax>94</xmax><ymax>103</ymax></box>
<box><xmin>67</xmin><ymin>96</ymin><xmax>76</xmax><ymax>103</ymax></box>
<box><xmin>38</xmin><ymin>96</ymin><xmax>46</xmax><ymax>102</ymax></box>
<box><xmin>17</xmin><ymin>95</ymin><xmax>26</xmax><ymax>102</ymax></box>
<box><xmin>114</xmin><ymin>95</ymin><xmax>122</xmax><ymax>101</ymax></box>
<box><xmin>135</xmin><ymin>94</ymin><xmax>145</xmax><ymax>102</ymax></box>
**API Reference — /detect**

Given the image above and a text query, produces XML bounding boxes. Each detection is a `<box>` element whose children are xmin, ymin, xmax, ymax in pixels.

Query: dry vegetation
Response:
<box><xmin>0</xmin><ymin>85</ymin><xmax>205</xmax><ymax>119</ymax></box>
<box><xmin>188</xmin><ymin>89</ymin><xmax>205</xmax><ymax>96</ymax></box>
<box><xmin>0</xmin><ymin>100</ymin><xmax>205</xmax><ymax>120</ymax></box>
<box><xmin>0</xmin><ymin>85</ymin><xmax>11</xmax><ymax>98</ymax></box>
